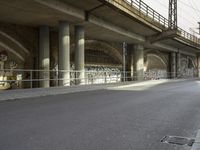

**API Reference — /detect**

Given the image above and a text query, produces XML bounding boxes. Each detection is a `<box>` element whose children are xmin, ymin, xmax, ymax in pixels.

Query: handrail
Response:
<box><xmin>0</xmin><ymin>69</ymin><xmax>196</xmax><ymax>90</ymax></box>
<box><xmin>112</xmin><ymin>0</ymin><xmax>200</xmax><ymax>45</ymax></box>
<box><xmin>124</xmin><ymin>0</ymin><xmax>169</xmax><ymax>28</ymax></box>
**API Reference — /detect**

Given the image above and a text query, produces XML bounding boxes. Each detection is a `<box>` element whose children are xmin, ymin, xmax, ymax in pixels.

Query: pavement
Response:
<box><xmin>0</xmin><ymin>78</ymin><xmax>196</xmax><ymax>101</ymax></box>
<box><xmin>0</xmin><ymin>82</ymin><xmax>128</xmax><ymax>101</ymax></box>
<box><xmin>0</xmin><ymin>79</ymin><xmax>200</xmax><ymax>150</ymax></box>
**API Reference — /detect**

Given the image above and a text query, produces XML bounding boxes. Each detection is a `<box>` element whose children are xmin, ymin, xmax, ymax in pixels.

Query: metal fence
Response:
<box><xmin>0</xmin><ymin>69</ymin><xmax>197</xmax><ymax>90</ymax></box>
<box><xmin>0</xmin><ymin>69</ymin><xmax>124</xmax><ymax>89</ymax></box>
<box><xmin>111</xmin><ymin>0</ymin><xmax>200</xmax><ymax>45</ymax></box>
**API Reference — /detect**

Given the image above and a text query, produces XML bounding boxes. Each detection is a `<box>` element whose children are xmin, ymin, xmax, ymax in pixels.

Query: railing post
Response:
<box><xmin>122</xmin><ymin>42</ymin><xmax>127</xmax><ymax>82</ymax></box>
<box><xmin>139</xmin><ymin>0</ymin><xmax>141</xmax><ymax>12</ymax></box>
<box><xmin>152</xmin><ymin>11</ymin><xmax>155</xmax><ymax>20</ymax></box>
<box><xmin>30</xmin><ymin>70</ymin><xmax>33</xmax><ymax>88</ymax></box>
<box><xmin>146</xmin><ymin>6</ymin><xmax>149</xmax><ymax>16</ymax></box>
<box><xmin>164</xmin><ymin>18</ymin><xmax>166</xmax><ymax>27</ymax></box>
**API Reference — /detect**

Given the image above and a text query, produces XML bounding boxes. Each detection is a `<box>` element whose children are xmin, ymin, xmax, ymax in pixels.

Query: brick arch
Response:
<box><xmin>0</xmin><ymin>30</ymin><xmax>30</xmax><ymax>62</ymax></box>
<box><xmin>70</xmin><ymin>40</ymin><xmax>122</xmax><ymax>64</ymax></box>
<box><xmin>144</xmin><ymin>50</ymin><xmax>168</xmax><ymax>71</ymax></box>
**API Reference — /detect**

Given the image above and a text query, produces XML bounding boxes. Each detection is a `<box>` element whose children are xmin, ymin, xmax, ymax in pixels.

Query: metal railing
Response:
<box><xmin>110</xmin><ymin>0</ymin><xmax>200</xmax><ymax>45</ymax></box>
<box><xmin>124</xmin><ymin>0</ymin><xmax>169</xmax><ymax>28</ymax></box>
<box><xmin>0</xmin><ymin>69</ymin><xmax>124</xmax><ymax>89</ymax></box>
<box><xmin>0</xmin><ymin>69</ymin><xmax>197</xmax><ymax>90</ymax></box>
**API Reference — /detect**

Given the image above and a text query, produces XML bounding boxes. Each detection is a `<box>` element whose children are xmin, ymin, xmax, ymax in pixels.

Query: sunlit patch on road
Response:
<box><xmin>107</xmin><ymin>80</ymin><xmax>169</xmax><ymax>91</ymax></box>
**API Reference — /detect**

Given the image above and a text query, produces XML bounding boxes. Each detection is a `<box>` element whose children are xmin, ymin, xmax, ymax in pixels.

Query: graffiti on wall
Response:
<box><xmin>0</xmin><ymin>51</ymin><xmax>19</xmax><ymax>89</ymax></box>
<box><xmin>178</xmin><ymin>57</ymin><xmax>197</xmax><ymax>78</ymax></box>
<box><xmin>144</xmin><ymin>69</ymin><xmax>168</xmax><ymax>80</ymax></box>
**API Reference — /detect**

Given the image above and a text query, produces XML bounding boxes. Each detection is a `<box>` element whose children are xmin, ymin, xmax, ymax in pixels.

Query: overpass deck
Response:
<box><xmin>0</xmin><ymin>0</ymin><xmax>199</xmax><ymax>54</ymax></box>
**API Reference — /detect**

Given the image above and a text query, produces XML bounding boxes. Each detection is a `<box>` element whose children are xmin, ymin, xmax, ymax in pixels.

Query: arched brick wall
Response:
<box><xmin>70</xmin><ymin>40</ymin><xmax>122</xmax><ymax>65</ymax></box>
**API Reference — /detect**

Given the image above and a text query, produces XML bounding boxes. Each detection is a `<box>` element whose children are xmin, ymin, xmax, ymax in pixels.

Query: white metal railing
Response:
<box><xmin>0</xmin><ymin>69</ymin><xmax>197</xmax><ymax>90</ymax></box>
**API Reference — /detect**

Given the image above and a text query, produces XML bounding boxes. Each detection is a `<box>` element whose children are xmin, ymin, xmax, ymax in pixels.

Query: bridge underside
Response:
<box><xmin>0</xmin><ymin>0</ymin><xmax>199</xmax><ymax>89</ymax></box>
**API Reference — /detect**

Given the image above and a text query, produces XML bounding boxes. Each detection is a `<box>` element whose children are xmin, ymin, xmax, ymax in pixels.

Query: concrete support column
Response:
<box><xmin>131</xmin><ymin>52</ymin><xmax>134</xmax><ymax>76</ymax></box>
<box><xmin>39</xmin><ymin>26</ymin><xmax>50</xmax><ymax>88</ymax></box>
<box><xmin>126</xmin><ymin>44</ymin><xmax>134</xmax><ymax>81</ymax></box>
<box><xmin>170</xmin><ymin>52</ymin><xmax>176</xmax><ymax>78</ymax></box>
<box><xmin>198</xmin><ymin>55</ymin><xmax>200</xmax><ymax>78</ymax></box>
<box><xmin>122</xmin><ymin>42</ymin><xmax>127</xmax><ymax>81</ymax></box>
<box><xmin>59</xmin><ymin>21</ymin><xmax>70</xmax><ymax>86</ymax></box>
<box><xmin>176</xmin><ymin>51</ymin><xmax>181</xmax><ymax>78</ymax></box>
<box><xmin>133</xmin><ymin>44</ymin><xmax>144</xmax><ymax>81</ymax></box>
<box><xmin>129</xmin><ymin>50</ymin><xmax>134</xmax><ymax>81</ymax></box>
<box><xmin>75</xmin><ymin>25</ymin><xmax>85</xmax><ymax>85</ymax></box>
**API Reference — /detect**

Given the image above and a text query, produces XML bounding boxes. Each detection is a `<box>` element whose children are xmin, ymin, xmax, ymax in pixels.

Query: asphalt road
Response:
<box><xmin>1</xmin><ymin>80</ymin><xmax>200</xmax><ymax>150</ymax></box>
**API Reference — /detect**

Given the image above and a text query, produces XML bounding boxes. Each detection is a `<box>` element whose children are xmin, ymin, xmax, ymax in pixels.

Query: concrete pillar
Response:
<box><xmin>122</xmin><ymin>42</ymin><xmax>127</xmax><ymax>81</ymax></box>
<box><xmin>198</xmin><ymin>55</ymin><xmax>200</xmax><ymax>78</ymax></box>
<box><xmin>170</xmin><ymin>52</ymin><xmax>176</xmax><ymax>78</ymax></box>
<box><xmin>126</xmin><ymin>44</ymin><xmax>134</xmax><ymax>81</ymax></box>
<box><xmin>130</xmin><ymin>51</ymin><xmax>134</xmax><ymax>80</ymax></box>
<box><xmin>176</xmin><ymin>51</ymin><xmax>181</xmax><ymax>78</ymax></box>
<box><xmin>39</xmin><ymin>26</ymin><xmax>50</xmax><ymax>88</ymax></box>
<box><xmin>75</xmin><ymin>25</ymin><xmax>85</xmax><ymax>85</ymax></box>
<box><xmin>134</xmin><ymin>44</ymin><xmax>144</xmax><ymax>81</ymax></box>
<box><xmin>59</xmin><ymin>21</ymin><xmax>70</xmax><ymax>86</ymax></box>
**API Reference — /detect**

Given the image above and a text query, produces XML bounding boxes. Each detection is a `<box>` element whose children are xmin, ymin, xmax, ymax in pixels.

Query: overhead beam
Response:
<box><xmin>146</xmin><ymin>29</ymin><xmax>179</xmax><ymax>43</ymax></box>
<box><xmin>33</xmin><ymin>0</ymin><xmax>85</xmax><ymax>20</ymax></box>
<box><xmin>88</xmin><ymin>15</ymin><xmax>145</xmax><ymax>42</ymax></box>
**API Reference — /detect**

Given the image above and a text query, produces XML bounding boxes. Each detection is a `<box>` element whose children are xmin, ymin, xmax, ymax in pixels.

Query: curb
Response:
<box><xmin>0</xmin><ymin>82</ymin><xmax>134</xmax><ymax>101</ymax></box>
<box><xmin>0</xmin><ymin>78</ymin><xmax>199</xmax><ymax>101</ymax></box>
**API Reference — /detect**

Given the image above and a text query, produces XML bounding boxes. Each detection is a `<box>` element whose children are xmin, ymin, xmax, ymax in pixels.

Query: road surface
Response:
<box><xmin>1</xmin><ymin>79</ymin><xmax>200</xmax><ymax>150</ymax></box>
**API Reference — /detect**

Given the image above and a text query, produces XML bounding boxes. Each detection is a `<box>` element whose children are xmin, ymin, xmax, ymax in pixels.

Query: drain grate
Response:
<box><xmin>161</xmin><ymin>135</ymin><xmax>195</xmax><ymax>147</ymax></box>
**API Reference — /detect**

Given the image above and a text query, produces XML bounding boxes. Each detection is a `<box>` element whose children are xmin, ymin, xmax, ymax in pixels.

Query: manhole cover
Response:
<box><xmin>161</xmin><ymin>135</ymin><xmax>195</xmax><ymax>147</ymax></box>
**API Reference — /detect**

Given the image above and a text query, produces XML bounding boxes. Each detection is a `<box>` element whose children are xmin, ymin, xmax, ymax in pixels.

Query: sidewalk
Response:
<box><xmin>0</xmin><ymin>82</ymin><xmax>134</xmax><ymax>101</ymax></box>
<box><xmin>0</xmin><ymin>78</ymin><xmax>198</xmax><ymax>101</ymax></box>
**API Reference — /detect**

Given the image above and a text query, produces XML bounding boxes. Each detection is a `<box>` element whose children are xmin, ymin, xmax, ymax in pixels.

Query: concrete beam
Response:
<box><xmin>151</xmin><ymin>42</ymin><xmax>178</xmax><ymax>52</ymax></box>
<box><xmin>174</xmin><ymin>37</ymin><xmax>200</xmax><ymax>51</ymax></box>
<box><xmin>33</xmin><ymin>0</ymin><xmax>85</xmax><ymax>20</ymax></box>
<box><xmin>179</xmin><ymin>50</ymin><xmax>197</xmax><ymax>57</ymax></box>
<box><xmin>147</xmin><ymin>29</ymin><xmax>179</xmax><ymax>43</ymax></box>
<box><xmin>88</xmin><ymin>15</ymin><xmax>145</xmax><ymax>42</ymax></box>
<box><xmin>98</xmin><ymin>0</ymin><xmax>162</xmax><ymax>32</ymax></box>
<box><xmin>152</xmin><ymin>43</ymin><xmax>196</xmax><ymax>56</ymax></box>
